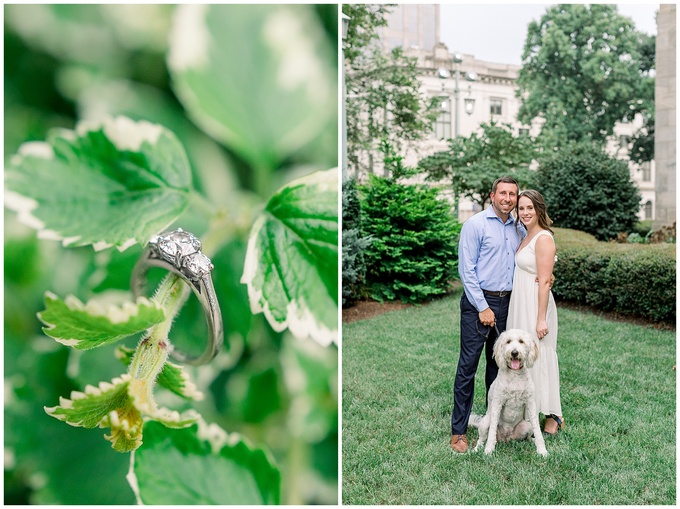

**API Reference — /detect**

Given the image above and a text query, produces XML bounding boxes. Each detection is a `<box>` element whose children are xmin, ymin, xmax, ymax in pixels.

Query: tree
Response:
<box><xmin>342</xmin><ymin>177</ymin><xmax>372</xmax><ymax>307</ymax></box>
<box><xmin>360</xmin><ymin>171</ymin><xmax>461</xmax><ymax>303</ymax></box>
<box><xmin>343</xmin><ymin>4</ymin><xmax>439</xmax><ymax>177</ymax></box>
<box><xmin>629</xmin><ymin>32</ymin><xmax>656</xmax><ymax>164</ymax></box>
<box><xmin>536</xmin><ymin>142</ymin><xmax>641</xmax><ymax>241</ymax></box>
<box><xmin>418</xmin><ymin>122</ymin><xmax>537</xmax><ymax>208</ymax></box>
<box><xmin>517</xmin><ymin>4</ymin><xmax>655</xmax><ymax>147</ymax></box>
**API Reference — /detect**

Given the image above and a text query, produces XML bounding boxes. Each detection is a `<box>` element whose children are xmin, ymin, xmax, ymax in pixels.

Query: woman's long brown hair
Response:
<box><xmin>516</xmin><ymin>189</ymin><xmax>554</xmax><ymax>235</ymax></box>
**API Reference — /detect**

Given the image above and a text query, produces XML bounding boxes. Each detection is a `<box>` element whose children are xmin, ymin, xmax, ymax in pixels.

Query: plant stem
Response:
<box><xmin>253</xmin><ymin>160</ymin><xmax>274</xmax><ymax>201</ymax></box>
<box><xmin>190</xmin><ymin>190</ymin><xmax>219</xmax><ymax>218</ymax></box>
<box><xmin>127</xmin><ymin>274</ymin><xmax>191</xmax><ymax>404</ymax></box>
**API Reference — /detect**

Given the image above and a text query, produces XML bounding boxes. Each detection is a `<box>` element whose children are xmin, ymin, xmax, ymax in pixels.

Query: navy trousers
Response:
<box><xmin>450</xmin><ymin>292</ymin><xmax>511</xmax><ymax>436</ymax></box>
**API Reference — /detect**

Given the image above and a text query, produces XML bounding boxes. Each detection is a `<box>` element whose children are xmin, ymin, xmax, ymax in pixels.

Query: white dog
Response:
<box><xmin>469</xmin><ymin>329</ymin><xmax>548</xmax><ymax>456</ymax></box>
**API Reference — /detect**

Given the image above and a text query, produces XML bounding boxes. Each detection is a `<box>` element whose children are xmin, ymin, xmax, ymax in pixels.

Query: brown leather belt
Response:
<box><xmin>483</xmin><ymin>290</ymin><xmax>512</xmax><ymax>298</ymax></box>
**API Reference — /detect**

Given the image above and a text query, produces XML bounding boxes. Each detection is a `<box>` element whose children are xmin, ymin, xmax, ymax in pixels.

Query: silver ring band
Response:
<box><xmin>131</xmin><ymin>228</ymin><xmax>223</xmax><ymax>365</ymax></box>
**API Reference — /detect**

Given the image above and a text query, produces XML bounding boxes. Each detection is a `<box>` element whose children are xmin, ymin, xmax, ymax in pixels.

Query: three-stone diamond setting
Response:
<box><xmin>150</xmin><ymin>228</ymin><xmax>213</xmax><ymax>280</ymax></box>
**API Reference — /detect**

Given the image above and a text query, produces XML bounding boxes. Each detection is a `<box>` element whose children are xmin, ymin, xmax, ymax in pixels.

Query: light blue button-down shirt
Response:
<box><xmin>458</xmin><ymin>205</ymin><xmax>525</xmax><ymax>312</ymax></box>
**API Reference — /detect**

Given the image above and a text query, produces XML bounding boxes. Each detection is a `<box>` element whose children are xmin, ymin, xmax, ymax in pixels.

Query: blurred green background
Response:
<box><xmin>4</xmin><ymin>4</ymin><xmax>338</xmax><ymax>504</ymax></box>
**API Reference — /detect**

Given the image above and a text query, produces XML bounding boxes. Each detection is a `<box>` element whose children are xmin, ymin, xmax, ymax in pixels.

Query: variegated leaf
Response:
<box><xmin>5</xmin><ymin>116</ymin><xmax>192</xmax><ymax>251</ymax></box>
<box><xmin>39</xmin><ymin>292</ymin><xmax>164</xmax><ymax>350</ymax></box>
<box><xmin>44</xmin><ymin>375</ymin><xmax>143</xmax><ymax>453</ymax></box>
<box><xmin>241</xmin><ymin>168</ymin><xmax>338</xmax><ymax>346</ymax></box>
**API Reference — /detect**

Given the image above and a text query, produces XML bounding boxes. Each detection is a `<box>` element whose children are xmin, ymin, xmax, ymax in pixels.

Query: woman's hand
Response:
<box><xmin>536</xmin><ymin>319</ymin><xmax>549</xmax><ymax>340</ymax></box>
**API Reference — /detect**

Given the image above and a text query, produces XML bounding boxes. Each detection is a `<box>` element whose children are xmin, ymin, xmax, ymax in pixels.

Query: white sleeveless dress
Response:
<box><xmin>507</xmin><ymin>229</ymin><xmax>562</xmax><ymax>416</ymax></box>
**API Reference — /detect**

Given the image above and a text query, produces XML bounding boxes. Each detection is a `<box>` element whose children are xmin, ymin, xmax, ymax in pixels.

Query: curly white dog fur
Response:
<box><xmin>469</xmin><ymin>328</ymin><xmax>548</xmax><ymax>456</ymax></box>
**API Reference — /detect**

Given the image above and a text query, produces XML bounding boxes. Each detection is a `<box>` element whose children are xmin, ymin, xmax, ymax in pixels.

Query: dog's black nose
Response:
<box><xmin>511</xmin><ymin>349</ymin><xmax>519</xmax><ymax>358</ymax></box>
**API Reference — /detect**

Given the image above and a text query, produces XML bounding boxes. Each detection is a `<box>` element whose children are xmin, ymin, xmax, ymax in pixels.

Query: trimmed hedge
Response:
<box><xmin>552</xmin><ymin>228</ymin><xmax>676</xmax><ymax>325</ymax></box>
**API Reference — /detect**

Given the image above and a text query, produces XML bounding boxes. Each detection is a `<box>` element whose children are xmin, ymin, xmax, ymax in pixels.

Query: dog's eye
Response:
<box><xmin>519</xmin><ymin>339</ymin><xmax>524</xmax><ymax>344</ymax></box>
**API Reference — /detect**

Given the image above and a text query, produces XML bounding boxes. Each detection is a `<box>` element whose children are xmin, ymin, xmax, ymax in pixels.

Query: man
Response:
<box><xmin>450</xmin><ymin>176</ymin><xmax>524</xmax><ymax>453</ymax></box>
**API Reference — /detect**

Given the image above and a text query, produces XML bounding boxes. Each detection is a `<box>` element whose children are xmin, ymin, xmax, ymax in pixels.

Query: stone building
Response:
<box><xmin>362</xmin><ymin>4</ymin><xmax>662</xmax><ymax>223</ymax></box>
<box><xmin>653</xmin><ymin>4</ymin><xmax>676</xmax><ymax>229</ymax></box>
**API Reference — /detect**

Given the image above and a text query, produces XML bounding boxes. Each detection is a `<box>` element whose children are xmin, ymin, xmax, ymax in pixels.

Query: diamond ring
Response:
<box><xmin>131</xmin><ymin>228</ymin><xmax>223</xmax><ymax>365</ymax></box>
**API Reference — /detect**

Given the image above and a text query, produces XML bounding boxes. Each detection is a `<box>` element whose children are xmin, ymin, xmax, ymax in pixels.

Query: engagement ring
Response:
<box><xmin>131</xmin><ymin>228</ymin><xmax>223</xmax><ymax>365</ymax></box>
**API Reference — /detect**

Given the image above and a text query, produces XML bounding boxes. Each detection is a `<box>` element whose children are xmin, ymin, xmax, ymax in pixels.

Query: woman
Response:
<box><xmin>507</xmin><ymin>190</ymin><xmax>564</xmax><ymax>435</ymax></box>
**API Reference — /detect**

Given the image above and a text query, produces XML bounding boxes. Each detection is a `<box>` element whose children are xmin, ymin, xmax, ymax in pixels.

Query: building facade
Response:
<box><xmin>653</xmin><ymin>4</ymin><xmax>676</xmax><ymax>228</ymax></box>
<box><xmin>366</xmin><ymin>4</ymin><xmax>660</xmax><ymax>223</ymax></box>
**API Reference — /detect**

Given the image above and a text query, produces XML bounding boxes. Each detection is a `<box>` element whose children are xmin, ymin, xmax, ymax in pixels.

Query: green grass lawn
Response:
<box><xmin>342</xmin><ymin>290</ymin><xmax>676</xmax><ymax>505</ymax></box>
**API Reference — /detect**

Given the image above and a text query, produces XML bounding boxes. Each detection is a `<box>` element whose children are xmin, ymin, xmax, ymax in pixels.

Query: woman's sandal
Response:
<box><xmin>542</xmin><ymin>414</ymin><xmax>565</xmax><ymax>436</ymax></box>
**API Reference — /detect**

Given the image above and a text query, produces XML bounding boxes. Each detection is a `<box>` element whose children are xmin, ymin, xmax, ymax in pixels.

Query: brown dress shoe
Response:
<box><xmin>451</xmin><ymin>434</ymin><xmax>468</xmax><ymax>453</ymax></box>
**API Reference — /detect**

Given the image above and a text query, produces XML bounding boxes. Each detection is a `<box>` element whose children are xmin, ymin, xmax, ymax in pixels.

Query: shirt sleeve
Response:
<box><xmin>458</xmin><ymin>219</ymin><xmax>489</xmax><ymax>312</ymax></box>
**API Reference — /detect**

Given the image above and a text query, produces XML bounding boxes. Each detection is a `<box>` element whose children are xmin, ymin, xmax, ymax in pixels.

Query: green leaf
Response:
<box><xmin>39</xmin><ymin>292</ymin><xmax>165</xmax><ymax>350</ymax></box>
<box><xmin>44</xmin><ymin>374</ymin><xmax>143</xmax><ymax>452</ymax></box>
<box><xmin>116</xmin><ymin>346</ymin><xmax>204</xmax><ymax>401</ymax></box>
<box><xmin>282</xmin><ymin>337</ymin><xmax>338</xmax><ymax>443</ymax></box>
<box><xmin>155</xmin><ymin>360</ymin><xmax>204</xmax><ymax>401</ymax></box>
<box><xmin>130</xmin><ymin>421</ymin><xmax>280</xmax><ymax>504</ymax></box>
<box><xmin>5</xmin><ymin>116</ymin><xmax>192</xmax><ymax>251</ymax></box>
<box><xmin>241</xmin><ymin>168</ymin><xmax>338</xmax><ymax>346</ymax></box>
<box><xmin>45</xmin><ymin>374</ymin><xmax>200</xmax><ymax>453</ymax></box>
<box><xmin>5</xmin><ymin>343</ymin><xmax>136</xmax><ymax>503</ymax></box>
<box><xmin>168</xmin><ymin>4</ymin><xmax>336</xmax><ymax>171</ymax></box>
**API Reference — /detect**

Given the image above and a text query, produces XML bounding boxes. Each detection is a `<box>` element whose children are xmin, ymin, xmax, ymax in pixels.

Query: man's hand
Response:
<box><xmin>534</xmin><ymin>273</ymin><xmax>556</xmax><ymax>288</ymax></box>
<box><xmin>479</xmin><ymin>308</ymin><xmax>495</xmax><ymax>327</ymax></box>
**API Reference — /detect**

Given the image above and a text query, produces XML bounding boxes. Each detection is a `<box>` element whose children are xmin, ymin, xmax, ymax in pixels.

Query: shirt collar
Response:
<box><xmin>485</xmin><ymin>204</ymin><xmax>516</xmax><ymax>225</ymax></box>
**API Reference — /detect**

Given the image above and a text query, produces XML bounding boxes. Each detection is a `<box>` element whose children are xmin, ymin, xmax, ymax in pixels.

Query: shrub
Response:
<box><xmin>552</xmin><ymin>228</ymin><xmax>676</xmax><ymax>324</ymax></box>
<box><xmin>342</xmin><ymin>178</ymin><xmax>372</xmax><ymax>307</ymax></box>
<box><xmin>632</xmin><ymin>220</ymin><xmax>654</xmax><ymax>237</ymax></box>
<box><xmin>360</xmin><ymin>174</ymin><xmax>461</xmax><ymax>303</ymax></box>
<box><xmin>650</xmin><ymin>222</ymin><xmax>676</xmax><ymax>244</ymax></box>
<box><xmin>536</xmin><ymin>143</ymin><xmax>641</xmax><ymax>241</ymax></box>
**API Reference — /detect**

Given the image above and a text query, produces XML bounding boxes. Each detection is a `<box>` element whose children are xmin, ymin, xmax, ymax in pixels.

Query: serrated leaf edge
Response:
<box><xmin>44</xmin><ymin>374</ymin><xmax>132</xmax><ymax>426</ymax></box>
<box><xmin>46</xmin><ymin>372</ymin><xmax>200</xmax><ymax>452</ymax></box>
<box><xmin>39</xmin><ymin>291</ymin><xmax>163</xmax><ymax>348</ymax></box>
<box><xmin>241</xmin><ymin>168</ymin><xmax>338</xmax><ymax>346</ymax></box>
<box><xmin>7</xmin><ymin>116</ymin><xmax>180</xmax><ymax>252</ymax></box>
<box><xmin>149</xmin><ymin>407</ymin><xmax>201</xmax><ymax>429</ymax></box>
<box><xmin>241</xmin><ymin>221</ymin><xmax>337</xmax><ymax>346</ymax></box>
<box><xmin>77</xmin><ymin>116</ymin><xmax>164</xmax><ymax>153</ymax></box>
<box><xmin>241</xmin><ymin>215</ymin><xmax>282</xmax><ymax>325</ymax></box>
<box><xmin>163</xmin><ymin>360</ymin><xmax>205</xmax><ymax>401</ymax></box>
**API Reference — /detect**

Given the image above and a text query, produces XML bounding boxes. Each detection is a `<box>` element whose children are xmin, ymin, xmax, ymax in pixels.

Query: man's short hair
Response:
<box><xmin>491</xmin><ymin>176</ymin><xmax>519</xmax><ymax>194</ymax></box>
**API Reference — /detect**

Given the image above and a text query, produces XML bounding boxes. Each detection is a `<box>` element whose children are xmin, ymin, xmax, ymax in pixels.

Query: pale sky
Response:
<box><xmin>440</xmin><ymin>3</ymin><xmax>660</xmax><ymax>66</ymax></box>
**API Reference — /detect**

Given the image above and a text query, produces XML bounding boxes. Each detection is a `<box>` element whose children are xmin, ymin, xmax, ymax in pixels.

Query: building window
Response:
<box><xmin>518</xmin><ymin>128</ymin><xmax>530</xmax><ymax>136</ymax></box>
<box><xmin>434</xmin><ymin>109</ymin><xmax>451</xmax><ymax>139</ymax></box>
<box><xmin>490</xmin><ymin>99</ymin><xmax>503</xmax><ymax>116</ymax></box>
<box><xmin>644</xmin><ymin>200</ymin><xmax>653</xmax><ymax>220</ymax></box>
<box><xmin>641</xmin><ymin>161</ymin><xmax>652</xmax><ymax>182</ymax></box>
<box><xmin>619</xmin><ymin>134</ymin><xmax>630</xmax><ymax>148</ymax></box>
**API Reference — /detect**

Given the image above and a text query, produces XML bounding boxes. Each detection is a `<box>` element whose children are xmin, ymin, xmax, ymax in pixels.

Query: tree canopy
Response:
<box><xmin>419</xmin><ymin>122</ymin><xmax>537</xmax><ymax>208</ymax></box>
<box><xmin>536</xmin><ymin>142</ymin><xmax>642</xmax><ymax>241</ymax></box>
<box><xmin>343</xmin><ymin>4</ymin><xmax>438</xmax><ymax>177</ymax></box>
<box><xmin>517</xmin><ymin>4</ymin><xmax>655</xmax><ymax>147</ymax></box>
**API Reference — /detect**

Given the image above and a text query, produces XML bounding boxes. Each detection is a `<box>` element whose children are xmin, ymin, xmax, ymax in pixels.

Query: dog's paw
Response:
<box><xmin>483</xmin><ymin>447</ymin><xmax>495</xmax><ymax>456</ymax></box>
<box><xmin>537</xmin><ymin>448</ymin><xmax>548</xmax><ymax>457</ymax></box>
